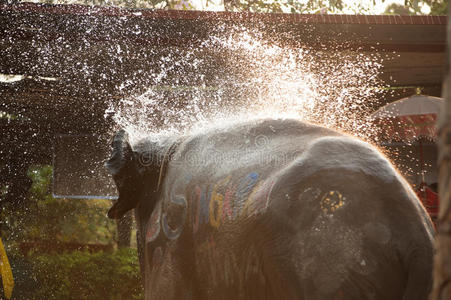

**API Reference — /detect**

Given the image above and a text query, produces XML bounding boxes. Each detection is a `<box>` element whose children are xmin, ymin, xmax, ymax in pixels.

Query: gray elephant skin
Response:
<box><xmin>106</xmin><ymin>118</ymin><xmax>434</xmax><ymax>300</ymax></box>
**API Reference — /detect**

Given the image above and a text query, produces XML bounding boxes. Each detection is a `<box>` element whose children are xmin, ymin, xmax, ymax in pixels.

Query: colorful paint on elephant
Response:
<box><xmin>145</xmin><ymin>172</ymin><xmax>348</xmax><ymax>244</ymax></box>
<box><xmin>147</xmin><ymin>171</ymin><xmax>275</xmax><ymax>243</ymax></box>
<box><xmin>320</xmin><ymin>190</ymin><xmax>345</xmax><ymax>214</ymax></box>
<box><xmin>243</xmin><ymin>178</ymin><xmax>276</xmax><ymax>217</ymax></box>
<box><xmin>191</xmin><ymin>172</ymin><xmax>275</xmax><ymax>233</ymax></box>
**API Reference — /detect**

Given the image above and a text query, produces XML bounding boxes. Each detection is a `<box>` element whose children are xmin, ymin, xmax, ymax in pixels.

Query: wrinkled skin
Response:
<box><xmin>107</xmin><ymin>119</ymin><xmax>434</xmax><ymax>300</ymax></box>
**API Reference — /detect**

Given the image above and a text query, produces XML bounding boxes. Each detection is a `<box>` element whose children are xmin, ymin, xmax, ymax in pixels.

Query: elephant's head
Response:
<box><xmin>105</xmin><ymin>129</ymin><xmax>164</xmax><ymax>219</ymax></box>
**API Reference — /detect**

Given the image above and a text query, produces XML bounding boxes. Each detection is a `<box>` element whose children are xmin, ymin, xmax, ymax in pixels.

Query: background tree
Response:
<box><xmin>9</xmin><ymin>0</ymin><xmax>448</xmax><ymax>14</ymax></box>
<box><xmin>384</xmin><ymin>3</ymin><xmax>414</xmax><ymax>14</ymax></box>
<box><xmin>385</xmin><ymin>0</ymin><xmax>448</xmax><ymax>14</ymax></box>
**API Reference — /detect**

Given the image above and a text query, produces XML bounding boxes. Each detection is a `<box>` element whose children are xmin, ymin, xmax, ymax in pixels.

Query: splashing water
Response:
<box><xmin>105</xmin><ymin>27</ymin><xmax>385</xmax><ymax>143</ymax></box>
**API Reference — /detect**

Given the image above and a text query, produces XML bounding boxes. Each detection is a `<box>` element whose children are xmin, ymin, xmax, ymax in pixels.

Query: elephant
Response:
<box><xmin>106</xmin><ymin>118</ymin><xmax>434</xmax><ymax>300</ymax></box>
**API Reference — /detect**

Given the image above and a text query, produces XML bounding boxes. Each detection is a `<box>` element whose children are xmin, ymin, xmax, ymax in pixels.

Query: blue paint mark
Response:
<box><xmin>234</xmin><ymin>172</ymin><xmax>259</xmax><ymax>218</ymax></box>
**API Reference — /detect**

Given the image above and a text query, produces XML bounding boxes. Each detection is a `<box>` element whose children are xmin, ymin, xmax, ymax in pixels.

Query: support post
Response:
<box><xmin>431</xmin><ymin>2</ymin><xmax>451</xmax><ymax>299</ymax></box>
<box><xmin>116</xmin><ymin>211</ymin><xmax>132</xmax><ymax>248</ymax></box>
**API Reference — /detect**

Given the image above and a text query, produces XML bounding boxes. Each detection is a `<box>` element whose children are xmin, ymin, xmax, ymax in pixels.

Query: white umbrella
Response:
<box><xmin>372</xmin><ymin>94</ymin><xmax>443</xmax><ymax>119</ymax></box>
<box><xmin>371</xmin><ymin>94</ymin><xmax>444</xmax><ymax>142</ymax></box>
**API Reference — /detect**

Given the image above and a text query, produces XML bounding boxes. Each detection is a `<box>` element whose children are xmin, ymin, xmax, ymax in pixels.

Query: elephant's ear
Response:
<box><xmin>106</xmin><ymin>129</ymin><xmax>139</xmax><ymax>219</ymax></box>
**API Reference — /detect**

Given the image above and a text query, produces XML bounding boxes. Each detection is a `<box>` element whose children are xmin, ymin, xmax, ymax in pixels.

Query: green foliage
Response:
<box><xmin>384</xmin><ymin>3</ymin><xmax>413</xmax><ymax>15</ymax></box>
<box><xmin>30</xmin><ymin>248</ymin><xmax>143</xmax><ymax>300</ymax></box>
<box><xmin>404</xmin><ymin>0</ymin><xmax>448</xmax><ymax>14</ymax></box>
<box><xmin>225</xmin><ymin>0</ymin><xmax>449</xmax><ymax>14</ymax></box>
<box><xmin>428</xmin><ymin>0</ymin><xmax>449</xmax><ymax>14</ymax></box>
<box><xmin>1</xmin><ymin>165</ymin><xmax>116</xmax><ymax>246</ymax></box>
<box><xmin>2</xmin><ymin>249</ymin><xmax>143</xmax><ymax>300</ymax></box>
<box><xmin>0</xmin><ymin>111</ymin><xmax>20</xmax><ymax>120</ymax></box>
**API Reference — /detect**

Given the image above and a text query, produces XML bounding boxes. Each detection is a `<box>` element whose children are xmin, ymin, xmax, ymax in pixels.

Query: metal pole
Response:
<box><xmin>431</xmin><ymin>2</ymin><xmax>451</xmax><ymax>299</ymax></box>
<box><xmin>419</xmin><ymin>139</ymin><xmax>425</xmax><ymax>183</ymax></box>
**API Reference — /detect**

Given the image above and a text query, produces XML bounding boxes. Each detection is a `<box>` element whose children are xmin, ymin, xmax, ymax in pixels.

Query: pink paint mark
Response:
<box><xmin>222</xmin><ymin>183</ymin><xmax>236</xmax><ymax>220</ymax></box>
<box><xmin>146</xmin><ymin>202</ymin><xmax>161</xmax><ymax>243</ymax></box>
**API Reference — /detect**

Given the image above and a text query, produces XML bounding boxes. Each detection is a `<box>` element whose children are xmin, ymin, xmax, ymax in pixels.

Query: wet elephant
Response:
<box><xmin>106</xmin><ymin>118</ymin><xmax>434</xmax><ymax>300</ymax></box>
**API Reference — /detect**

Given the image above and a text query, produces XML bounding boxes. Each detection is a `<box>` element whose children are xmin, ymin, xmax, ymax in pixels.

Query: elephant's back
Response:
<box><xmin>262</xmin><ymin>136</ymin><xmax>434</xmax><ymax>299</ymax></box>
<box><xmin>171</xmin><ymin>118</ymin><xmax>340</xmax><ymax>180</ymax></box>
